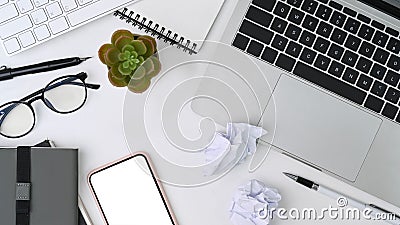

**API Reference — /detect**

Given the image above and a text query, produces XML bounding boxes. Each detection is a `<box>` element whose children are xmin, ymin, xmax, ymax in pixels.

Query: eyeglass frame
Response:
<box><xmin>0</xmin><ymin>72</ymin><xmax>100</xmax><ymax>138</ymax></box>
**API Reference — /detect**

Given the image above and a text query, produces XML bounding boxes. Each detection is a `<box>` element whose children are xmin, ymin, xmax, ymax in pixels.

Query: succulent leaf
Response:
<box><xmin>115</xmin><ymin>35</ymin><xmax>134</xmax><ymax>51</ymax></box>
<box><xmin>131</xmin><ymin>40</ymin><xmax>147</xmax><ymax>55</ymax></box>
<box><xmin>128</xmin><ymin>78</ymin><xmax>151</xmax><ymax>93</ymax></box>
<box><xmin>104</xmin><ymin>47</ymin><xmax>121</xmax><ymax>65</ymax></box>
<box><xmin>98</xmin><ymin>44</ymin><xmax>113</xmax><ymax>64</ymax></box>
<box><xmin>111</xmin><ymin>30</ymin><xmax>134</xmax><ymax>45</ymax></box>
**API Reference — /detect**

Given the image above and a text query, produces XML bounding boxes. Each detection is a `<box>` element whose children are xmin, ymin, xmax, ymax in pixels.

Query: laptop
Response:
<box><xmin>193</xmin><ymin>0</ymin><xmax>400</xmax><ymax>208</ymax></box>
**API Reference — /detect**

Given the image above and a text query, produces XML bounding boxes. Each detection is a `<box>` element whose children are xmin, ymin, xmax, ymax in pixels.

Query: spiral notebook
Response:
<box><xmin>114</xmin><ymin>0</ymin><xmax>225</xmax><ymax>54</ymax></box>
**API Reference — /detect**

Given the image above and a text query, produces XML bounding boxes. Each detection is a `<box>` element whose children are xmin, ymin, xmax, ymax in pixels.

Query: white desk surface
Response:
<box><xmin>0</xmin><ymin>1</ymin><xmax>398</xmax><ymax>225</ymax></box>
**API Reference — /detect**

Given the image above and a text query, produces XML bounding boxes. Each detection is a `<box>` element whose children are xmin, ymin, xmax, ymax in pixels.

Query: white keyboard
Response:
<box><xmin>0</xmin><ymin>0</ymin><xmax>136</xmax><ymax>55</ymax></box>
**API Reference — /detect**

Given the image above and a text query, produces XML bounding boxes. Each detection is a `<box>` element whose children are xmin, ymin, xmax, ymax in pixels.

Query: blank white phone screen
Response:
<box><xmin>90</xmin><ymin>155</ymin><xmax>174</xmax><ymax>225</ymax></box>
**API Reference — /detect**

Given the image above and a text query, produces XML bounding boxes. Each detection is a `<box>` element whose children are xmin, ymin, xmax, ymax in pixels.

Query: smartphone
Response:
<box><xmin>89</xmin><ymin>153</ymin><xmax>177</xmax><ymax>225</ymax></box>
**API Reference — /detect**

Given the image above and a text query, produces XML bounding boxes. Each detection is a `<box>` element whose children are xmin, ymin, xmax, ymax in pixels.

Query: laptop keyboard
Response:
<box><xmin>232</xmin><ymin>0</ymin><xmax>400</xmax><ymax>123</ymax></box>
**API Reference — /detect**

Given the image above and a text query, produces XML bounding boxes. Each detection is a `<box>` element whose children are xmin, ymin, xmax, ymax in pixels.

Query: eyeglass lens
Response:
<box><xmin>0</xmin><ymin>102</ymin><xmax>34</xmax><ymax>138</ymax></box>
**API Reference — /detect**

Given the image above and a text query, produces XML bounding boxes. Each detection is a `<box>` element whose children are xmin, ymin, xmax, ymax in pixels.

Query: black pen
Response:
<box><xmin>0</xmin><ymin>57</ymin><xmax>91</xmax><ymax>81</ymax></box>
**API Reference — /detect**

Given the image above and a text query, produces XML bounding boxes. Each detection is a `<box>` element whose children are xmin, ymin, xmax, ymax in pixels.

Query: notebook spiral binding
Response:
<box><xmin>114</xmin><ymin>8</ymin><xmax>197</xmax><ymax>55</ymax></box>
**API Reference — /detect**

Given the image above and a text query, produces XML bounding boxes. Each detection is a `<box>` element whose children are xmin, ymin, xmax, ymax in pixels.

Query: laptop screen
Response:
<box><xmin>358</xmin><ymin>0</ymin><xmax>400</xmax><ymax>19</ymax></box>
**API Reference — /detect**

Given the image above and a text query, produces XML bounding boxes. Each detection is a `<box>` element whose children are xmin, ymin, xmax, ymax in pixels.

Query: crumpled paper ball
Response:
<box><xmin>229</xmin><ymin>180</ymin><xmax>281</xmax><ymax>225</ymax></box>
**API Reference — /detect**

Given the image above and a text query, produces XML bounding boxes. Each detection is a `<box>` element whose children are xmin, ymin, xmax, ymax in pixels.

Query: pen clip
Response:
<box><xmin>0</xmin><ymin>65</ymin><xmax>8</xmax><ymax>71</ymax></box>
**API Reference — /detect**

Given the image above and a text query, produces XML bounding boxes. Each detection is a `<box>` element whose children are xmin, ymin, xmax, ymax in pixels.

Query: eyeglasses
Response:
<box><xmin>0</xmin><ymin>72</ymin><xmax>100</xmax><ymax>138</ymax></box>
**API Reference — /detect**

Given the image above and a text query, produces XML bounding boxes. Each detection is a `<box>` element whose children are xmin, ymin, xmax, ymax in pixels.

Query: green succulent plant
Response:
<box><xmin>98</xmin><ymin>29</ymin><xmax>161</xmax><ymax>93</ymax></box>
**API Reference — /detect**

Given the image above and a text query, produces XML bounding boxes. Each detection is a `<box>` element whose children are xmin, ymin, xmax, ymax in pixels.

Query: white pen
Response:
<box><xmin>284</xmin><ymin>172</ymin><xmax>400</xmax><ymax>225</ymax></box>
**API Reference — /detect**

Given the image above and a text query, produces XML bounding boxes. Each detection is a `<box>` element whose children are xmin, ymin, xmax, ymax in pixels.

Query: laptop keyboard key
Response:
<box><xmin>344</xmin><ymin>34</ymin><xmax>361</xmax><ymax>51</ymax></box>
<box><xmin>285</xmin><ymin>24</ymin><xmax>302</xmax><ymax>40</ymax></box>
<box><xmin>385</xmin><ymin>27</ymin><xmax>399</xmax><ymax>37</ymax></box>
<box><xmin>364</xmin><ymin>95</ymin><xmax>384</xmax><ymax>113</ymax></box>
<box><xmin>302</xmin><ymin>15</ymin><xmax>319</xmax><ymax>31</ymax></box>
<box><xmin>239</xmin><ymin>20</ymin><xmax>274</xmax><ymax>45</ymax></box>
<box><xmin>314</xmin><ymin>54</ymin><xmax>331</xmax><ymax>71</ymax></box>
<box><xmin>271</xmin><ymin>17</ymin><xmax>288</xmax><ymax>33</ymax></box>
<box><xmin>372</xmin><ymin>31</ymin><xmax>389</xmax><ymax>48</ymax></box>
<box><xmin>329</xmin><ymin>1</ymin><xmax>342</xmax><ymax>10</ymax></box>
<box><xmin>272</xmin><ymin>34</ymin><xmax>288</xmax><ymax>51</ymax></box>
<box><xmin>252</xmin><ymin>0</ymin><xmax>276</xmax><ymax>12</ymax></box>
<box><xmin>371</xmin><ymin>81</ymin><xmax>388</xmax><ymax>97</ymax></box>
<box><xmin>357</xmin><ymin>13</ymin><xmax>371</xmax><ymax>24</ymax></box>
<box><xmin>388</xmin><ymin>55</ymin><xmax>400</xmax><ymax>71</ymax></box>
<box><xmin>359</xmin><ymin>41</ymin><xmax>375</xmax><ymax>58</ymax></box>
<box><xmin>358</xmin><ymin>24</ymin><xmax>375</xmax><ymax>41</ymax></box>
<box><xmin>373</xmin><ymin>48</ymin><xmax>390</xmax><ymax>65</ymax></box>
<box><xmin>276</xmin><ymin>53</ymin><xmax>296</xmax><ymax>72</ymax></box>
<box><xmin>331</xmin><ymin>28</ymin><xmax>347</xmax><ymax>45</ymax></box>
<box><xmin>246</xmin><ymin>6</ymin><xmax>273</xmax><ymax>28</ymax></box>
<box><xmin>301</xmin><ymin>0</ymin><xmax>318</xmax><ymax>14</ymax></box>
<box><xmin>356</xmin><ymin>57</ymin><xmax>373</xmax><ymax>74</ymax></box>
<box><xmin>344</xmin><ymin>17</ymin><xmax>361</xmax><ymax>33</ymax></box>
<box><xmin>299</xmin><ymin>30</ymin><xmax>316</xmax><ymax>47</ymax></box>
<box><xmin>287</xmin><ymin>0</ymin><xmax>302</xmax><ymax>7</ymax></box>
<box><xmin>384</xmin><ymin>70</ymin><xmax>400</xmax><ymax>87</ymax></box>
<box><xmin>385</xmin><ymin>87</ymin><xmax>400</xmax><ymax>104</ymax></box>
<box><xmin>288</xmin><ymin>8</ymin><xmax>305</xmax><ymax>25</ymax></box>
<box><xmin>328</xmin><ymin>43</ymin><xmax>344</xmax><ymax>60</ymax></box>
<box><xmin>370</xmin><ymin>63</ymin><xmax>387</xmax><ymax>80</ymax></box>
<box><xmin>330</xmin><ymin>11</ymin><xmax>346</xmax><ymax>28</ymax></box>
<box><xmin>316</xmin><ymin>4</ymin><xmax>332</xmax><ymax>21</ymax></box>
<box><xmin>313</xmin><ymin>36</ymin><xmax>330</xmax><ymax>54</ymax></box>
<box><xmin>232</xmin><ymin>33</ymin><xmax>250</xmax><ymax>51</ymax></box>
<box><xmin>294</xmin><ymin>62</ymin><xmax>367</xmax><ymax>104</ymax></box>
<box><xmin>261</xmin><ymin>46</ymin><xmax>278</xmax><ymax>63</ymax></box>
<box><xmin>342</xmin><ymin>50</ymin><xmax>358</xmax><ymax>67</ymax></box>
<box><xmin>273</xmin><ymin>1</ymin><xmax>291</xmax><ymax>18</ymax></box>
<box><xmin>316</xmin><ymin>21</ymin><xmax>333</xmax><ymax>38</ymax></box>
<box><xmin>343</xmin><ymin>7</ymin><xmax>356</xmax><ymax>17</ymax></box>
<box><xmin>286</xmin><ymin>41</ymin><xmax>303</xmax><ymax>57</ymax></box>
<box><xmin>386</xmin><ymin>38</ymin><xmax>400</xmax><ymax>54</ymax></box>
<box><xmin>247</xmin><ymin>40</ymin><xmax>264</xmax><ymax>57</ymax></box>
<box><xmin>300</xmin><ymin>47</ymin><xmax>317</xmax><ymax>64</ymax></box>
<box><xmin>328</xmin><ymin>61</ymin><xmax>345</xmax><ymax>77</ymax></box>
<box><xmin>343</xmin><ymin>67</ymin><xmax>359</xmax><ymax>84</ymax></box>
<box><xmin>382</xmin><ymin>103</ymin><xmax>398</xmax><ymax>120</ymax></box>
<box><xmin>357</xmin><ymin>74</ymin><xmax>373</xmax><ymax>91</ymax></box>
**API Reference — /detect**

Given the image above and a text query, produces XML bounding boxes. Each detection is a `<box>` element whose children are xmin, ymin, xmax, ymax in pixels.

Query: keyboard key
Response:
<box><xmin>247</xmin><ymin>40</ymin><xmax>264</xmax><ymax>57</ymax></box>
<box><xmin>388</xmin><ymin>55</ymin><xmax>400</xmax><ymax>71</ymax></box>
<box><xmin>387</xmin><ymin>38</ymin><xmax>400</xmax><ymax>54</ymax></box>
<box><xmin>384</xmin><ymin>70</ymin><xmax>400</xmax><ymax>87</ymax></box>
<box><xmin>359</xmin><ymin>41</ymin><xmax>375</xmax><ymax>58</ymax></box>
<box><xmin>18</xmin><ymin>30</ymin><xmax>35</xmax><ymax>47</ymax></box>
<box><xmin>287</xmin><ymin>0</ymin><xmax>302</xmax><ymax>7</ymax></box>
<box><xmin>344</xmin><ymin>17</ymin><xmax>361</xmax><ymax>33</ymax></box>
<box><xmin>343</xmin><ymin>7</ymin><xmax>356</xmax><ymax>17</ymax></box>
<box><xmin>33</xmin><ymin>24</ymin><xmax>50</xmax><ymax>41</ymax></box>
<box><xmin>261</xmin><ymin>46</ymin><xmax>278</xmax><ymax>63</ymax></box>
<box><xmin>329</xmin><ymin>1</ymin><xmax>342</xmax><ymax>10</ymax></box>
<box><xmin>46</xmin><ymin>2</ymin><xmax>62</xmax><ymax>19</ymax></box>
<box><xmin>16</xmin><ymin>0</ymin><xmax>34</xmax><ymax>13</ymax></box>
<box><xmin>313</xmin><ymin>36</ymin><xmax>330</xmax><ymax>54</ymax></box>
<box><xmin>31</xmin><ymin>8</ymin><xmax>47</xmax><ymax>24</ymax></box>
<box><xmin>275</xmin><ymin>53</ymin><xmax>296</xmax><ymax>72</ymax></box>
<box><xmin>364</xmin><ymin>95</ymin><xmax>384</xmax><ymax>113</ymax></box>
<box><xmin>357</xmin><ymin>74</ymin><xmax>373</xmax><ymax>91</ymax></box>
<box><xmin>271</xmin><ymin>34</ymin><xmax>288</xmax><ymax>51</ymax></box>
<box><xmin>344</xmin><ymin>34</ymin><xmax>361</xmax><ymax>51</ymax></box>
<box><xmin>328</xmin><ymin>61</ymin><xmax>345</xmax><ymax>77</ymax></box>
<box><xmin>232</xmin><ymin>33</ymin><xmax>249</xmax><ymax>50</ymax></box>
<box><xmin>371</xmin><ymin>81</ymin><xmax>387</xmax><ymax>97</ymax></box>
<box><xmin>314</xmin><ymin>54</ymin><xmax>331</xmax><ymax>70</ymax></box>
<box><xmin>274</xmin><ymin>1</ymin><xmax>290</xmax><ymax>18</ymax></box>
<box><xmin>301</xmin><ymin>0</ymin><xmax>318</xmax><ymax>14</ymax></box>
<box><xmin>0</xmin><ymin>15</ymin><xmax>32</xmax><ymax>39</ymax></box>
<box><xmin>316</xmin><ymin>21</ymin><xmax>333</xmax><ymax>38</ymax></box>
<box><xmin>76</xmin><ymin>0</ymin><xmax>92</xmax><ymax>5</ymax></box>
<box><xmin>61</xmin><ymin>0</ymin><xmax>77</xmax><ymax>12</ymax></box>
<box><xmin>239</xmin><ymin>20</ymin><xmax>274</xmax><ymax>45</ymax></box>
<box><xmin>302</xmin><ymin>15</ymin><xmax>319</xmax><ymax>31</ymax></box>
<box><xmin>246</xmin><ymin>6</ymin><xmax>273</xmax><ymax>28</ymax></box>
<box><xmin>286</xmin><ymin>41</ymin><xmax>302</xmax><ymax>57</ymax></box>
<box><xmin>331</xmin><ymin>28</ymin><xmax>347</xmax><ymax>45</ymax></box>
<box><xmin>288</xmin><ymin>8</ymin><xmax>305</xmax><ymax>25</ymax></box>
<box><xmin>294</xmin><ymin>62</ymin><xmax>367</xmax><ymax>104</ymax></box>
<box><xmin>299</xmin><ymin>30</ymin><xmax>316</xmax><ymax>47</ymax></box>
<box><xmin>3</xmin><ymin>37</ymin><xmax>20</xmax><ymax>53</ymax></box>
<box><xmin>328</xmin><ymin>43</ymin><xmax>344</xmax><ymax>60</ymax></box>
<box><xmin>330</xmin><ymin>11</ymin><xmax>346</xmax><ymax>28</ymax></box>
<box><xmin>371</xmin><ymin>20</ymin><xmax>385</xmax><ymax>30</ymax></box>
<box><xmin>385</xmin><ymin>87</ymin><xmax>400</xmax><ymax>104</ymax></box>
<box><xmin>370</xmin><ymin>63</ymin><xmax>387</xmax><ymax>80</ymax></box>
<box><xmin>0</xmin><ymin>4</ymin><xmax>18</xmax><ymax>24</ymax></box>
<box><xmin>357</xmin><ymin>14</ymin><xmax>371</xmax><ymax>24</ymax></box>
<box><xmin>271</xmin><ymin>17</ymin><xmax>288</xmax><ymax>33</ymax></box>
<box><xmin>285</xmin><ymin>24</ymin><xmax>301</xmax><ymax>40</ymax></box>
<box><xmin>385</xmin><ymin>27</ymin><xmax>399</xmax><ymax>37</ymax></box>
<box><xmin>252</xmin><ymin>0</ymin><xmax>276</xmax><ymax>12</ymax></box>
<box><xmin>343</xmin><ymin>67</ymin><xmax>359</xmax><ymax>84</ymax></box>
<box><xmin>300</xmin><ymin>47</ymin><xmax>317</xmax><ymax>64</ymax></box>
<box><xmin>358</xmin><ymin>24</ymin><xmax>375</xmax><ymax>41</ymax></box>
<box><xmin>373</xmin><ymin>48</ymin><xmax>389</xmax><ymax>65</ymax></box>
<box><xmin>33</xmin><ymin>0</ymin><xmax>48</xmax><ymax>7</ymax></box>
<box><xmin>342</xmin><ymin>50</ymin><xmax>358</xmax><ymax>67</ymax></box>
<box><xmin>382</xmin><ymin>103</ymin><xmax>398</xmax><ymax>120</ymax></box>
<box><xmin>316</xmin><ymin>4</ymin><xmax>332</xmax><ymax>21</ymax></box>
<box><xmin>372</xmin><ymin>31</ymin><xmax>389</xmax><ymax>48</ymax></box>
<box><xmin>356</xmin><ymin>57</ymin><xmax>373</xmax><ymax>74</ymax></box>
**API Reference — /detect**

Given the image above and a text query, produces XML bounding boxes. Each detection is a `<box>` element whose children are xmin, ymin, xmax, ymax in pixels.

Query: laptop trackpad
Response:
<box><xmin>261</xmin><ymin>74</ymin><xmax>382</xmax><ymax>181</ymax></box>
